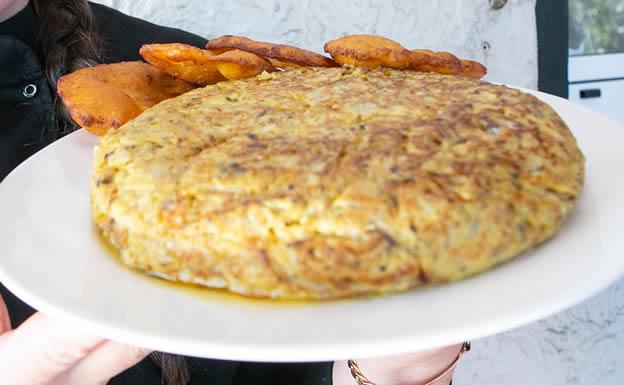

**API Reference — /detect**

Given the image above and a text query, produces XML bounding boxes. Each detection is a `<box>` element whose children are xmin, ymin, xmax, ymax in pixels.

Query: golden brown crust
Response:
<box><xmin>459</xmin><ymin>59</ymin><xmax>488</xmax><ymax>79</ymax></box>
<box><xmin>207</xmin><ymin>49</ymin><xmax>277</xmax><ymax>80</ymax></box>
<box><xmin>324</xmin><ymin>35</ymin><xmax>484</xmax><ymax>78</ymax></box>
<box><xmin>140</xmin><ymin>43</ymin><xmax>226</xmax><ymax>85</ymax></box>
<box><xmin>140</xmin><ymin>43</ymin><xmax>276</xmax><ymax>85</ymax></box>
<box><xmin>324</xmin><ymin>34</ymin><xmax>411</xmax><ymax>69</ymax></box>
<box><xmin>57</xmin><ymin>61</ymin><xmax>196</xmax><ymax>136</ymax></box>
<box><xmin>92</xmin><ymin>67</ymin><xmax>584</xmax><ymax>299</ymax></box>
<box><xmin>206</xmin><ymin>35</ymin><xmax>338</xmax><ymax>68</ymax></box>
<box><xmin>410</xmin><ymin>50</ymin><xmax>462</xmax><ymax>75</ymax></box>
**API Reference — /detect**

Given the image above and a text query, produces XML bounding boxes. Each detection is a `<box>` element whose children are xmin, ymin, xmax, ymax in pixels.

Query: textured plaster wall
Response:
<box><xmin>92</xmin><ymin>1</ymin><xmax>624</xmax><ymax>384</ymax></box>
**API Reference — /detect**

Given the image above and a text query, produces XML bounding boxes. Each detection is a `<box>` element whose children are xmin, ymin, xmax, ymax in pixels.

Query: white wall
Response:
<box><xmin>91</xmin><ymin>1</ymin><xmax>624</xmax><ymax>384</ymax></box>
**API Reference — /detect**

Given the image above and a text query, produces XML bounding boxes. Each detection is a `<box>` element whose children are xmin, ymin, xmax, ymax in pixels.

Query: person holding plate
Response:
<box><xmin>0</xmin><ymin>1</ymin><xmax>467</xmax><ymax>384</ymax></box>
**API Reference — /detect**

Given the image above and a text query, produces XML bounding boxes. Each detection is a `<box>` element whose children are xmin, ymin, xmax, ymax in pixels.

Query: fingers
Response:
<box><xmin>0</xmin><ymin>312</ymin><xmax>105</xmax><ymax>385</ymax></box>
<box><xmin>0</xmin><ymin>311</ymin><xmax>150</xmax><ymax>385</ymax></box>
<box><xmin>62</xmin><ymin>340</ymin><xmax>151</xmax><ymax>385</ymax></box>
<box><xmin>0</xmin><ymin>294</ymin><xmax>11</xmax><ymax>333</ymax></box>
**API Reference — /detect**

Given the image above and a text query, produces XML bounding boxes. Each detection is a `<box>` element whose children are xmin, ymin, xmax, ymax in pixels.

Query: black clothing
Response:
<box><xmin>0</xmin><ymin>2</ymin><xmax>208</xmax><ymax>182</ymax></box>
<box><xmin>0</xmin><ymin>3</ymin><xmax>53</xmax><ymax>182</ymax></box>
<box><xmin>0</xmin><ymin>3</ymin><xmax>332</xmax><ymax>384</ymax></box>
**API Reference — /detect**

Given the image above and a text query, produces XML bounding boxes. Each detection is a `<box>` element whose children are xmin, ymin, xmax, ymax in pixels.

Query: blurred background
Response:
<box><xmin>91</xmin><ymin>1</ymin><xmax>624</xmax><ymax>384</ymax></box>
<box><xmin>569</xmin><ymin>0</ymin><xmax>624</xmax><ymax>55</ymax></box>
<box><xmin>569</xmin><ymin>0</ymin><xmax>624</xmax><ymax>123</ymax></box>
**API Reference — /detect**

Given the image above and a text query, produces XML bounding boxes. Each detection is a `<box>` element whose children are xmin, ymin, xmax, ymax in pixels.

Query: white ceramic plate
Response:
<box><xmin>1</xmin><ymin>90</ymin><xmax>623</xmax><ymax>362</ymax></box>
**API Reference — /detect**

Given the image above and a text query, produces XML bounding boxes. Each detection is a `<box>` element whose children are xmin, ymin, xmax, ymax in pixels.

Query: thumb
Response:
<box><xmin>0</xmin><ymin>294</ymin><xmax>10</xmax><ymax>333</ymax></box>
<box><xmin>0</xmin><ymin>312</ymin><xmax>105</xmax><ymax>385</ymax></box>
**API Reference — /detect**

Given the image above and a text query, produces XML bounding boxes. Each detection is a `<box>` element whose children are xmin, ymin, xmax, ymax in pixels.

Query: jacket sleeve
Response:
<box><xmin>89</xmin><ymin>2</ymin><xmax>207</xmax><ymax>64</ymax></box>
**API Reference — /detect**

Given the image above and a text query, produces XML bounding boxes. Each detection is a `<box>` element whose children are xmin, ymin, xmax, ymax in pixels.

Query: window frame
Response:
<box><xmin>536</xmin><ymin>0</ymin><xmax>568</xmax><ymax>97</ymax></box>
<box><xmin>569</xmin><ymin>50</ymin><xmax>624</xmax><ymax>83</ymax></box>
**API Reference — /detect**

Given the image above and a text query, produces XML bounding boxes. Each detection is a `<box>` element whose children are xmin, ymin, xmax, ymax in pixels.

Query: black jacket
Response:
<box><xmin>0</xmin><ymin>3</ymin><xmax>332</xmax><ymax>384</ymax></box>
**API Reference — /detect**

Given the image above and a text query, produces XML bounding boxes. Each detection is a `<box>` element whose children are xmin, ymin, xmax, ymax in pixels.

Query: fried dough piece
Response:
<box><xmin>459</xmin><ymin>59</ymin><xmax>488</xmax><ymax>79</ymax></box>
<box><xmin>57</xmin><ymin>61</ymin><xmax>196</xmax><ymax>136</ymax></box>
<box><xmin>324</xmin><ymin>34</ymin><xmax>460</xmax><ymax>73</ymax></box>
<box><xmin>140</xmin><ymin>43</ymin><xmax>225</xmax><ymax>85</ymax></box>
<box><xmin>210</xmin><ymin>49</ymin><xmax>277</xmax><ymax>80</ymax></box>
<box><xmin>410</xmin><ymin>49</ymin><xmax>461</xmax><ymax>75</ymax></box>
<box><xmin>324</xmin><ymin>34</ymin><xmax>486</xmax><ymax>78</ymax></box>
<box><xmin>206</xmin><ymin>35</ymin><xmax>337</xmax><ymax>68</ymax></box>
<box><xmin>324</xmin><ymin>34</ymin><xmax>412</xmax><ymax>69</ymax></box>
<box><xmin>140</xmin><ymin>43</ymin><xmax>275</xmax><ymax>85</ymax></box>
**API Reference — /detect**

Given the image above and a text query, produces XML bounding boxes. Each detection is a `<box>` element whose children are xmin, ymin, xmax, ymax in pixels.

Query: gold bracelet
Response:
<box><xmin>347</xmin><ymin>342</ymin><xmax>471</xmax><ymax>385</ymax></box>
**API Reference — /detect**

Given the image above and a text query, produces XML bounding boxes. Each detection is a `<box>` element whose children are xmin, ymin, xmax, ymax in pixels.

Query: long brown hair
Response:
<box><xmin>31</xmin><ymin>1</ymin><xmax>190</xmax><ymax>383</ymax></box>
<box><xmin>32</xmin><ymin>0</ymin><xmax>101</xmax><ymax>136</ymax></box>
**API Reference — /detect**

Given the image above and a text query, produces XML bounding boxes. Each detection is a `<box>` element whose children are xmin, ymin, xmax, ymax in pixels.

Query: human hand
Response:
<box><xmin>333</xmin><ymin>343</ymin><xmax>465</xmax><ymax>385</ymax></box>
<box><xmin>0</xmin><ymin>294</ymin><xmax>151</xmax><ymax>385</ymax></box>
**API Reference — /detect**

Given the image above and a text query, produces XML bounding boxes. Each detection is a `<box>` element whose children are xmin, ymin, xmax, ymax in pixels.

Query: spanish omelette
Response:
<box><xmin>91</xmin><ymin>67</ymin><xmax>584</xmax><ymax>299</ymax></box>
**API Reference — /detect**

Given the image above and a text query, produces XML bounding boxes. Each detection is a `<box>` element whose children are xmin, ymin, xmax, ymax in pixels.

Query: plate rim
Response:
<box><xmin>1</xmin><ymin>87</ymin><xmax>623</xmax><ymax>362</ymax></box>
